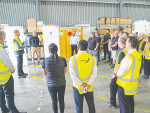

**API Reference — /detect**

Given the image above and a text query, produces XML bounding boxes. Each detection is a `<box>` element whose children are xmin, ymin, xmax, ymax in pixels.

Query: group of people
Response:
<box><xmin>0</xmin><ymin>27</ymin><xmax>150</xmax><ymax>113</ymax></box>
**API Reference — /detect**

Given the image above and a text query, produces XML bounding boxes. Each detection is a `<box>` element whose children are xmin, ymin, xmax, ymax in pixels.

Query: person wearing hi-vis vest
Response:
<box><xmin>69</xmin><ymin>40</ymin><xmax>97</xmax><ymax>113</ymax></box>
<box><xmin>115</xmin><ymin>36</ymin><xmax>141</xmax><ymax>113</ymax></box>
<box><xmin>0</xmin><ymin>31</ymin><xmax>27</xmax><ymax>113</ymax></box>
<box><xmin>106</xmin><ymin>36</ymin><xmax>128</xmax><ymax>109</ymax></box>
<box><xmin>137</xmin><ymin>33</ymin><xmax>146</xmax><ymax>73</ymax></box>
<box><xmin>143</xmin><ymin>36</ymin><xmax>150</xmax><ymax>79</ymax></box>
<box><xmin>13</xmin><ymin>30</ymin><xmax>28</xmax><ymax>78</ymax></box>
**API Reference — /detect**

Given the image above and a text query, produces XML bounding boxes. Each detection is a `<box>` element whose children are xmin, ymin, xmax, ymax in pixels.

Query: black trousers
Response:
<box><xmin>110</xmin><ymin>77</ymin><xmax>118</xmax><ymax>107</ymax></box>
<box><xmin>103</xmin><ymin>44</ymin><xmax>109</xmax><ymax>60</ymax></box>
<box><xmin>109</xmin><ymin>51</ymin><xmax>112</xmax><ymax>63</ymax></box>
<box><xmin>140</xmin><ymin>56</ymin><xmax>144</xmax><ymax>73</ymax></box>
<box><xmin>144</xmin><ymin>58</ymin><xmax>150</xmax><ymax>78</ymax></box>
<box><xmin>48</xmin><ymin>84</ymin><xmax>65</xmax><ymax>113</ymax></box>
<box><xmin>118</xmin><ymin>86</ymin><xmax>134</xmax><ymax>113</ymax></box>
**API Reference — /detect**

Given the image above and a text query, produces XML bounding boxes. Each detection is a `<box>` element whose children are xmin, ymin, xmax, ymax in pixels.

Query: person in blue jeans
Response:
<box><xmin>95</xmin><ymin>32</ymin><xmax>101</xmax><ymax>62</ymax></box>
<box><xmin>13</xmin><ymin>30</ymin><xmax>28</xmax><ymax>78</ymax></box>
<box><xmin>70</xmin><ymin>32</ymin><xmax>80</xmax><ymax>56</ymax></box>
<box><xmin>0</xmin><ymin>31</ymin><xmax>26</xmax><ymax>113</ymax></box>
<box><xmin>42</xmin><ymin>43</ymin><xmax>67</xmax><ymax>113</ymax></box>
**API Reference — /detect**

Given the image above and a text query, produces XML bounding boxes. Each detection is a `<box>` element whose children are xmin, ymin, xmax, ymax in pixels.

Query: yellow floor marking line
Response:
<box><xmin>97</xmin><ymin>75</ymin><xmax>111</xmax><ymax>79</ymax></box>
<box><xmin>98</xmin><ymin>64</ymin><xmax>111</xmax><ymax>67</ymax></box>
<box><xmin>24</xmin><ymin>65</ymin><xmax>42</xmax><ymax>68</ymax></box>
<box><xmin>27</xmin><ymin>74</ymin><xmax>150</xmax><ymax>112</ymax></box>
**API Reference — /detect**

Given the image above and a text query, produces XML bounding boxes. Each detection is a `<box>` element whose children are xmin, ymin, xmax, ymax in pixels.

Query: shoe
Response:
<box><xmin>32</xmin><ymin>63</ymin><xmax>35</xmax><ymax>66</ymax></box>
<box><xmin>38</xmin><ymin>62</ymin><xmax>42</xmax><ymax>65</ymax></box>
<box><xmin>142</xmin><ymin>76</ymin><xmax>149</xmax><ymax>79</ymax></box>
<box><xmin>18</xmin><ymin>75</ymin><xmax>26</xmax><ymax>78</ymax></box>
<box><xmin>23</xmin><ymin>73</ymin><xmax>28</xmax><ymax>76</ymax></box>
<box><xmin>109</xmin><ymin>63</ymin><xmax>112</xmax><ymax>66</ymax></box>
<box><xmin>2</xmin><ymin>109</ymin><xmax>10</xmax><ymax>113</ymax></box>
<box><xmin>111</xmin><ymin>64</ymin><xmax>115</xmax><ymax>68</ymax></box>
<box><xmin>105</xmin><ymin>60</ymin><xmax>110</xmax><ymax>63</ymax></box>
<box><xmin>101</xmin><ymin>58</ymin><xmax>106</xmax><ymax>60</ymax></box>
<box><xmin>19</xmin><ymin>112</ymin><xmax>27</xmax><ymax>113</ymax></box>
<box><xmin>106</xmin><ymin>102</ymin><xmax>116</xmax><ymax>109</ymax></box>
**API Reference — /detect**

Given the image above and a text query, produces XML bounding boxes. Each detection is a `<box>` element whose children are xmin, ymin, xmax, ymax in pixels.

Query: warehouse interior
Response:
<box><xmin>0</xmin><ymin>0</ymin><xmax>150</xmax><ymax>113</ymax></box>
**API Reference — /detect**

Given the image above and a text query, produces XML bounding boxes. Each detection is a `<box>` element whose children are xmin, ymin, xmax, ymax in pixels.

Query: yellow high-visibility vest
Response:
<box><xmin>13</xmin><ymin>36</ymin><xmax>23</xmax><ymax>51</ymax></box>
<box><xmin>138</xmin><ymin>38</ymin><xmax>146</xmax><ymax>55</ymax></box>
<box><xmin>0</xmin><ymin>45</ymin><xmax>11</xmax><ymax>85</ymax></box>
<box><xmin>144</xmin><ymin>43</ymin><xmax>150</xmax><ymax>60</ymax></box>
<box><xmin>70</xmin><ymin>52</ymin><xmax>96</xmax><ymax>94</ymax></box>
<box><xmin>114</xmin><ymin>48</ymin><xmax>128</xmax><ymax>71</ymax></box>
<box><xmin>116</xmin><ymin>50</ymin><xmax>141</xmax><ymax>95</ymax></box>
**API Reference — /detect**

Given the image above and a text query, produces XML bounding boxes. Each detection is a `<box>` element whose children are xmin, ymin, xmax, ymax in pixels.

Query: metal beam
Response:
<box><xmin>123</xmin><ymin>2</ymin><xmax>150</xmax><ymax>6</ymax></box>
<box><xmin>38</xmin><ymin>0</ymin><xmax>119</xmax><ymax>4</ymax></box>
<box><xmin>120</xmin><ymin>0</ymin><xmax>123</xmax><ymax>18</ymax></box>
<box><xmin>36</xmin><ymin>0</ymin><xmax>40</xmax><ymax>22</ymax></box>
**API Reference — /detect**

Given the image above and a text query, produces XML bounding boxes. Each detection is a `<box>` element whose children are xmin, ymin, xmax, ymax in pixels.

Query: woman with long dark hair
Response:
<box><xmin>42</xmin><ymin>43</ymin><xmax>67</xmax><ymax>113</ymax></box>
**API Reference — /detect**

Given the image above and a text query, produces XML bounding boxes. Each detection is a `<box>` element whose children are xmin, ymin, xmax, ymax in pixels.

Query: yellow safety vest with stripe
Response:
<box><xmin>114</xmin><ymin>48</ymin><xmax>128</xmax><ymax>71</ymax></box>
<box><xmin>145</xmin><ymin>43</ymin><xmax>150</xmax><ymax>60</ymax></box>
<box><xmin>116</xmin><ymin>50</ymin><xmax>141</xmax><ymax>95</ymax></box>
<box><xmin>138</xmin><ymin>38</ymin><xmax>146</xmax><ymax>55</ymax></box>
<box><xmin>0</xmin><ymin>45</ymin><xmax>11</xmax><ymax>85</ymax></box>
<box><xmin>13</xmin><ymin>36</ymin><xmax>23</xmax><ymax>51</ymax></box>
<box><xmin>70</xmin><ymin>52</ymin><xmax>96</xmax><ymax>94</ymax></box>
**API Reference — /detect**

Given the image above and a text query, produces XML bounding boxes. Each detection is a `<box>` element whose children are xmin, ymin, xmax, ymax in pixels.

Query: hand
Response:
<box><xmin>112</xmin><ymin>74</ymin><xmax>116</xmax><ymax>79</ymax></box>
<box><xmin>84</xmin><ymin>84</ymin><xmax>90</xmax><ymax>93</ymax></box>
<box><xmin>12</xmin><ymin>69</ymin><xmax>15</xmax><ymax>73</ymax></box>
<box><xmin>139</xmin><ymin>50</ymin><xmax>142</xmax><ymax>54</ymax></box>
<box><xmin>94</xmin><ymin>48</ymin><xmax>97</xmax><ymax>51</ymax></box>
<box><xmin>81</xmin><ymin>84</ymin><xmax>87</xmax><ymax>88</ymax></box>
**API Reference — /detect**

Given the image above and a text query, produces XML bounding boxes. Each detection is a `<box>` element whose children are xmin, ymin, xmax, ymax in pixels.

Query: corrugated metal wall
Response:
<box><xmin>0</xmin><ymin>0</ymin><xmax>150</xmax><ymax>27</ymax></box>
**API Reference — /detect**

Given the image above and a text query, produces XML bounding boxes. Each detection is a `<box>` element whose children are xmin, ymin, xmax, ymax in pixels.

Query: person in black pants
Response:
<box><xmin>42</xmin><ymin>43</ymin><xmax>67</xmax><ymax>113</ymax></box>
<box><xmin>102</xmin><ymin>29</ymin><xmax>111</xmax><ymax>61</ymax></box>
<box><xmin>106</xmin><ymin>36</ymin><xmax>127</xmax><ymax>109</ymax></box>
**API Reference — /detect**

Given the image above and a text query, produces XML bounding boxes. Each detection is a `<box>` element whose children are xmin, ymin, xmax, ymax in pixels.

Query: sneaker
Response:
<box><xmin>111</xmin><ymin>64</ymin><xmax>115</xmax><ymax>68</ymax></box>
<box><xmin>106</xmin><ymin>102</ymin><xmax>116</xmax><ymax>109</ymax></box>
<box><xmin>142</xmin><ymin>75</ymin><xmax>149</xmax><ymax>79</ymax></box>
<box><xmin>32</xmin><ymin>63</ymin><xmax>35</xmax><ymax>66</ymax></box>
<box><xmin>101</xmin><ymin>58</ymin><xmax>106</xmax><ymax>60</ymax></box>
<box><xmin>18</xmin><ymin>75</ymin><xmax>26</xmax><ymax>78</ymax></box>
<box><xmin>38</xmin><ymin>62</ymin><xmax>42</xmax><ymax>65</ymax></box>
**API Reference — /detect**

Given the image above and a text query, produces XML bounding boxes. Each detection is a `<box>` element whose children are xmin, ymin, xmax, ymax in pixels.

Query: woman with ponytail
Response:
<box><xmin>42</xmin><ymin>43</ymin><xmax>67</xmax><ymax>113</ymax></box>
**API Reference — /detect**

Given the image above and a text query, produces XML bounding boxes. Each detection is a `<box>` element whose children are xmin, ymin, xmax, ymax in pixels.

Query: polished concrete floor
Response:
<box><xmin>1</xmin><ymin>60</ymin><xmax>150</xmax><ymax>113</ymax></box>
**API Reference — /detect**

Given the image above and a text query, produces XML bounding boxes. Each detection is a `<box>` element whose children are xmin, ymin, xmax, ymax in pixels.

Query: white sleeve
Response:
<box><xmin>70</xmin><ymin>37</ymin><xmax>72</xmax><ymax>45</ymax></box>
<box><xmin>0</xmin><ymin>49</ymin><xmax>14</xmax><ymax>72</ymax></box>
<box><xmin>117</xmin><ymin>58</ymin><xmax>131</xmax><ymax>77</ymax></box>
<box><xmin>69</xmin><ymin>58</ymin><xmax>82</xmax><ymax>86</ymax></box>
<box><xmin>87</xmin><ymin>64</ymin><xmax>97</xmax><ymax>85</ymax></box>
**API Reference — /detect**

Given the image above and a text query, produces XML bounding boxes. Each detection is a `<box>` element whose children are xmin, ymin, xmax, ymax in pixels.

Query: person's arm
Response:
<box><xmin>103</xmin><ymin>39</ymin><xmax>110</xmax><ymax>44</ymax></box>
<box><xmin>111</xmin><ymin>42</ymin><xmax>118</xmax><ymax>47</ymax></box>
<box><xmin>42</xmin><ymin>59</ymin><xmax>47</xmax><ymax>76</ymax></box>
<box><xmin>64</xmin><ymin>58</ymin><xmax>67</xmax><ymax>73</ymax></box>
<box><xmin>69</xmin><ymin>58</ymin><xmax>82</xmax><ymax>86</ymax></box>
<box><xmin>94</xmin><ymin>43</ymin><xmax>99</xmax><ymax>51</ymax></box>
<box><xmin>116</xmin><ymin>58</ymin><xmax>131</xmax><ymax>77</ymax></box>
<box><xmin>14</xmin><ymin>40</ymin><xmax>25</xmax><ymax>49</ymax></box>
<box><xmin>0</xmin><ymin>49</ymin><xmax>15</xmax><ymax>72</ymax></box>
<box><xmin>70</xmin><ymin>37</ymin><xmax>72</xmax><ymax>45</ymax></box>
<box><xmin>87</xmin><ymin>62</ymin><xmax>97</xmax><ymax>85</ymax></box>
<box><xmin>139</xmin><ymin>41</ymin><xmax>146</xmax><ymax>53</ymax></box>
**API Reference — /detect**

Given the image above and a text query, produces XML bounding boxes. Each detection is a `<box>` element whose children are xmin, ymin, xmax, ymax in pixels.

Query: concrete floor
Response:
<box><xmin>1</xmin><ymin>60</ymin><xmax>150</xmax><ymax>113</ymax></box>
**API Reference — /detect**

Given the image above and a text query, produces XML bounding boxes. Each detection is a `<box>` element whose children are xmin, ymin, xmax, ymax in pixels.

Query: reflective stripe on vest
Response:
<box><xmin>0</xmin><ymin>79</ymin><xmax>9</xmax><ymax>83</ymax></box>
<box><xmin>0</xmin><ymin>70</ymin><xmax>11</xmax><ymax>74</ymax></box>
<box><xmin>13</xmin><ymin>36</ymin><xmax>23</xmax><ymax>51</ymax></box>
<box><xmin>120</xmin><ymin>54</ymin><xmax>138</xmax><ymax>82</ymax></box>
<box><xmin>73</xmin><ymin>56</ymin><xmax>94</xmax><ymax>81</ymax></box>
<box><xmin>138</xmin><ymin>39</ymin><xmax>146</xmax><ymax>55</ymax></box>
<box><xmin>145</xmin><ymin>44</ymin><xmax>150</xmax><ymax>59</ymax></box>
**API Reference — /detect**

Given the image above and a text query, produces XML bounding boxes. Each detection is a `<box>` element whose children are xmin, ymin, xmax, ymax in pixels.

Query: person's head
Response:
<box><xmin>73</xmin><ymin>32</ymin><xmax>76</xmax><ymax>36</ymax></box>
<box><xmin>78</xmin><ymin>40</ymin><xmax>88</xmax><ymax>51</ymax></box>
<box><xmin>95</xmin><ymin>32</ymin><xmax>99</xmax><ymax>37</ymax></box>
<box><xmin>0</xmin><ymin>31</ymin><xmax>5</xmax><ymax>44</ymax></box>
<box><xmin>118</xmin><ymin>31</ymin><xmax>124</xmax><ymax>37</ymax></box>
<box><xmin>91</xmin><ymin>32</ymin><xmax>95</xmax><ymax>38</ymax></box>
<box><xmin>146</xmin><ymin>36</ymin><xmax>150</xmax><ymax>43</ymax></box>
<box><xmin>123</xmin><ymin>32</ymin><xmax>129</xmax><ymax>39</ymax></box>
<box><xmin>126</xmin><ymin>36</ymin><xmax>138</xmax><ymax>50</ymax></box>
<box><xmin>114</xmin><ymin>31</ymin><xmax>118</xmax><ymax>37</ymax></box>
<box><xmin>48</xmin><ymin>43</ymin><xmax>59</xmax><ymax>63</ymax></box>
<box><xmin>111</xmin><ymin>33</ymin><xmax>114</xmax><ymax>39</ymax></box>
<box><xmin>118</xmin><ymin>36</ymin><xmax>127</xmax><ymax>48</ymax></box>
<box><xmin>139</xmin><ymin>33</ymin><xmax>145</xmax><ymax>39</ymax></box>
<box><xmin>95</xmin><ymin>28</ymin><xmax>98</xmax><ymax>33</ymax></box>
<box><xmin>14</xmin><ymin>30</ymin><xmax>20</xmax><ymax>37</ymax></box>
<box><xmin>106</xmin><ymin>29</ymin><xmax>110</xmax><ymax>34</ymax></box>
<box><xmin>33</xmin><ymin>31</ymin><xmax>36</xmax><ymax>37</ymax></box>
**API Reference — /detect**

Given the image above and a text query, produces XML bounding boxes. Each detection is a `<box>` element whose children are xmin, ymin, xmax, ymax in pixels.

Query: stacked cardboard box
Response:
<box><xmin>116</xmin><ymin>18</ymin><xmax>120</xmax><ymax>24</ymax></box>
<box><xmin>100</xmin><ymin>28</ymin><xmax>106</xmax><ymax>35</ymax></box>
<box><xmin>27</xmin><ymin>18</ymin><xmax>37</xmax><ymax>32</ymax></box>
<box><xmin>123</xmin><ymin>28</ymin><xmax>131</xmax><ymax>33</ymax></box>
<box><xmin>98</xmin><ymin>18</ymin><xmax>105</xmax><ymax>24</ymax></box>
<box><xmin>106</xmin><ymin>18</ymin><xmax>111</xmax><ymax>24</ymax></box>
<box><xmin>0</xmin><ymin>24</ymin><xmax>10</xmax><ymax>32</ymax></box>
<box><xmin>111</xmin><ymin>18</ymin><xmax>116</xmax><ymax>24</ymax></box>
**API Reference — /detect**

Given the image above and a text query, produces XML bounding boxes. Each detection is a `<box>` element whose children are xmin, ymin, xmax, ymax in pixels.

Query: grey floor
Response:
<box><xmin>1</xmin><ymin>60</ymin><xmax>150</xmax><ymax>113</ymax></box>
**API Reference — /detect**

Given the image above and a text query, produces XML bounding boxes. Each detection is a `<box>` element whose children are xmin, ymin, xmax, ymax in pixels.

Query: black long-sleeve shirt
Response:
<box><xmin>29</xmin><ymin>36</ymin><xmax>39</xmax><ymax>47</ymax></box>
